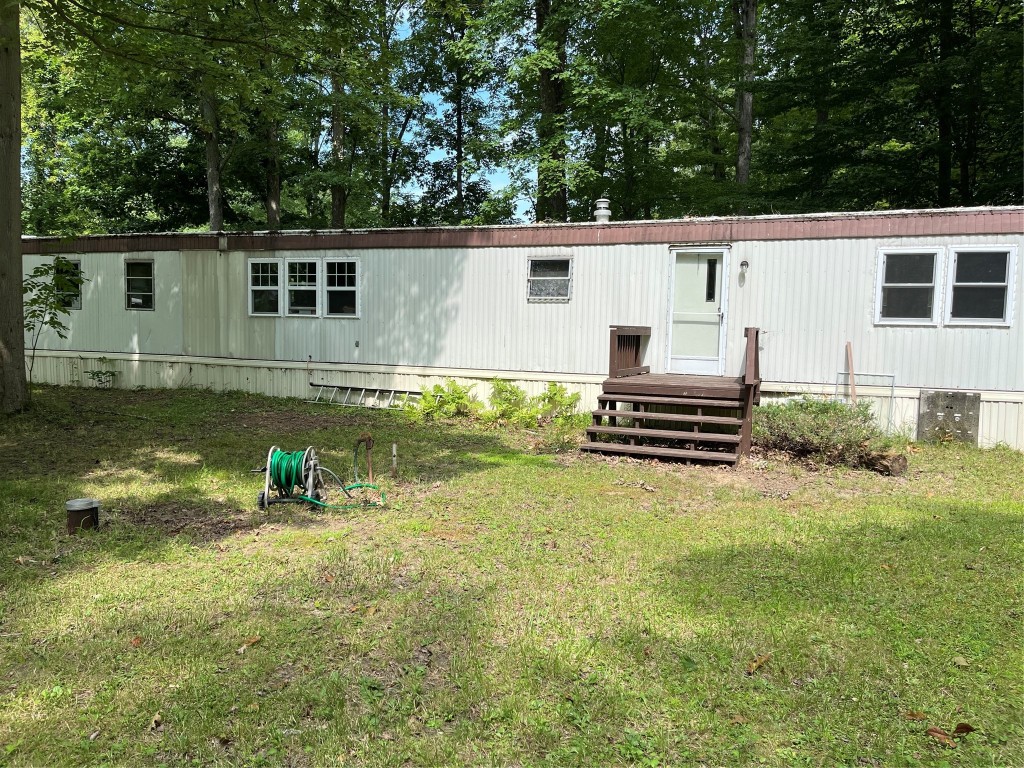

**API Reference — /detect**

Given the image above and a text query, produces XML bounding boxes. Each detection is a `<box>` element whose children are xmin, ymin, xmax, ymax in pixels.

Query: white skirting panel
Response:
<box><xmin>27</xmin><ymin>351</ymin><xmax>1023</xmax><ymax>450</ymax></box>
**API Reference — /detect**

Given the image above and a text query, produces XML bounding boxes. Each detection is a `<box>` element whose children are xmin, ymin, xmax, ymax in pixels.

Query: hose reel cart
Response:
<box><xmin>256</xmin><ymin>437</ymin><xmax>384</xmax><ymax>510</ymax></box>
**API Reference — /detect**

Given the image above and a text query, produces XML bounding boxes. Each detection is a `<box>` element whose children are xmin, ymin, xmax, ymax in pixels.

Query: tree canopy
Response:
<box><xmin>17</xmin><ymin>0</ymin><xmax>1023</xmax><ymax>234</ymax></box>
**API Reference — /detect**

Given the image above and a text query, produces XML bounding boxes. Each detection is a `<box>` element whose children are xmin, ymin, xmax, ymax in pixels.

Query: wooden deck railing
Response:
<box><xmin>739</xmin><ymin>327</ymin><xmax>762</xmax><ymax>455</ymax></box>
<box><xmin>608</xmin><ymin>326</ymin><xmax>651</xmax><ymax>378</ymax></box>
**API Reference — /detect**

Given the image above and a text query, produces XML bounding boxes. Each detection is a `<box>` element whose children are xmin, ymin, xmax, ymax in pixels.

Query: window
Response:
<box><xmin>527</xmin><ymin>257</ymin><xmax>572</xmax><ymax>302</ymax></box>
<box><xmin>705</xmin><ymin>258</ymin><xmax>718</xmax><ymax>302</ymax></box>
<box><xmin>125</xmin><ymin>260</ymin><xmax>154</xmax><ymax>310</ymax></box>
<box><xmin>57</xmin><ymin>259</ymin><xmax>82</xmax><ymax>310</ymax></box>
<box><xmin>249</xmin><ymin>259</ymin><xmax>282</xmax><ymax>315</ymax></box>
<box><xmin>325</xmin><ymin>259</ymin><xmax>359</xmax><ymax>317</ymax></box>
<box><xmin>286</xmin><ymin>259</ymin><xmax>319</xmax><ymax>316</ymax></box>
<box><xmin>876</xmin><ymin>250</ymin><xmax>939</xmax><ymax>324</ymax></box>
<box><xmin>946</xmin><ymin>249</ymin><xmax>1015</xmax><ymax>325</ymax></box>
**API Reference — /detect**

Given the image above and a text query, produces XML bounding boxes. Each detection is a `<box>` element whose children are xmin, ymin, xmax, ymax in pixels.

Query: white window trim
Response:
<box><xmin>285</xmin><ymin>257</ymin><xmax>322</xmax><ymax>317</ymax></box>
<box><xmin>873</xmin><ymin>246</ymin><xmax>942</xmax><ymax>326</ymax></box>
<box><xmin>124</xmin><ymin>258</ymin><xmax>155</xmax><ymax>312</ymax></box>
<box><xmin>527</xmin><ymin>255</ymin><xmax>574</xmax><ymax>303</ymax></box>
<box><xmin>248</xmin><ymin>257</ymin><xmax>283</xmax><ymax>317</ymax></box>
<box><xmin>324</xmin><ymin>257</ymin><xmax>361</xmax><ymax>319</ymax></box>
<box><xmin>943</xmin><ymin>246</ymin><xmax>1016</xmax><ymax>328</ymax></box>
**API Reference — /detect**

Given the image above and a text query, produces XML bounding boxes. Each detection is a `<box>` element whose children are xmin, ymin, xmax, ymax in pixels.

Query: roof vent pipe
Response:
<box><xmin>593</xmin><ymin>198</ymin><xmax>611</xmax><ymax>224</ymax></box>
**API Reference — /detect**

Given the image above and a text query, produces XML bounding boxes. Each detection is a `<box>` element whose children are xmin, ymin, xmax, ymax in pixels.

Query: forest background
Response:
<box><xmin>18</xmin><ymin>0</ymin><xmax>1024</xmax><ymax>234</ymax></box>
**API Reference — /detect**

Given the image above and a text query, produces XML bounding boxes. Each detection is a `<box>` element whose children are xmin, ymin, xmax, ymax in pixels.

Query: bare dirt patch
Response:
<box><xmin>114</xmin><ymin>501</ymin><xmax>264</xmax><ymax>540</ymax></box>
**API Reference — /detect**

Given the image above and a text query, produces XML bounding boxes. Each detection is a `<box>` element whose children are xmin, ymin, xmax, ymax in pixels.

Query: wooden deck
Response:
<box><xmin>602</xmin><ymin>373</ymin><xmax>744</xmax><ymax>399</ymax></box>
<box><xmin>581</xmin><ymin>327</ymin><xmax>762</xmax><ymax>465</ymax></box>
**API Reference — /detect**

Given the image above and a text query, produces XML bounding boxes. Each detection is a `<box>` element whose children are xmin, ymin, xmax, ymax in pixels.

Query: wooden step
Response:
<box><xmin>592</xmin><ymin>409</ymin><xmax>743</xmax><ymax>426</ymax></box>
<box><xmin>598</xmin><ymin>394</ymin><xmax>743</xmax><ymax>408</ymax></box>
<box><xmin>587</xmin><ymin>426</ymin><xmax>741</xmax><ymax>444</ymax></box>
<box><xmin>580</xmin><ymin>442</ymin><xmax>738</xmax><ymax>463</ymax></box>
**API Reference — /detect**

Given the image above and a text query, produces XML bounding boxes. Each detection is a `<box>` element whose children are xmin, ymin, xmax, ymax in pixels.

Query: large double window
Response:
<box><xmin>248</xmin><ymin>257</ymin><xmax>360</xmax><ymax>318</ymax></box>
<box><xmin>875</xmin><ymin>247</ymin><xmax>1016</xmax><ymax>326</ymax></box>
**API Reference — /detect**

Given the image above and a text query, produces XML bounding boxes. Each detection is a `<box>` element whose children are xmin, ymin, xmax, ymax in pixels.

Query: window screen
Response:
<box><xmin>287</xmin><ymin>261</ymin><xmax>318</xmax><ymax>316</ymax></box>
<box><xmin>249</xmin><ymin>260</ymin><xmax>281</xmax><ymax>315</ymax></box>
<box><xmin>528</xmin><ymin>258</ymin><xmax>572</xmax><ymax>301</ymax></box>
<box><xmin>949</xmin><ymin>251</ymin><xmax>1010</xmax><ymax>322</ymax></box>
<box><xmin>325</xmin><ymin>260</ymin><xmax>358</xmax><ymax>316</ymax></box>
<box><xmin>878</xmin><ymin>252</ymin><xmax>936</xmax><ymax>321</ymax></box>
<box><xmin>57</xmin><ymin>259</ymin><xmax>83</xmax><ymax>310</ymax></box>
<box><xmin>125</xmin><ymin>261</ymin><xmax>154</xmax><ymax>310</ymax></box>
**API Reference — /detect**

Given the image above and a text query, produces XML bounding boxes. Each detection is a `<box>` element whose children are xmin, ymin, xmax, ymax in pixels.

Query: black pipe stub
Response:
<box><xmin>66</xmin><ymin>498</ymin><xmax>100</xmax><ymax>535</ymax></box>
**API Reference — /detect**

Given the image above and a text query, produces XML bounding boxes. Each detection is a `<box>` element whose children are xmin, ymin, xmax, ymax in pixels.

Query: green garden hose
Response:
<box><xmin>259</xmin><ymin>445</ymin><xmax>384</xmax><ymax>510</ymax></box>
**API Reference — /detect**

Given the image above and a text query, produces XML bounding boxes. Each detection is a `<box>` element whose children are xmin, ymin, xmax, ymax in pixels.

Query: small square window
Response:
<box><xmin>125</xmin><ymin>260</ymin><xmax>154</xmax><ymax>310</ymax></box>
<box><xmin>325</xmin><ymin>260</ymin><xmax>359</xmax><ymax>317</ymax></box>
<box><xmin>57</xmin><ymin>259</ymin><xmax>83</xmax><ymax>310</ymax></box>
<box><xmin>876</xmin><ymin>250</ymin><xmax>938</xmax><ymax>324</ymax></box>
<box><xmin>528</xmin><ymin>257</ymin><xmax>572</xmax><ymax>302</ymax></box>
<box><xmin>287</xmin><ymin>260</ymin><xmax>319</xmax><ymax>316</ymax></box>
<box><xmin>946</xmin><ymin>249</ymin><xmax>1014</xmax><ymax>325</ymax></box>
<box><xmin>249</xmin><ymin>259</ymin><xmax>282</xmax><ymax>315</ymax></box>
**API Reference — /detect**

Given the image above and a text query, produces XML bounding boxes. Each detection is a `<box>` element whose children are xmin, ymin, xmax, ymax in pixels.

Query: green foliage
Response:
<box><xmin>482</xmin><ymin>379</ymin><xmax>582</xmax><ymax>428</ymax></box>
<box><xmin>753</xmin><ymin>396</ymin><xmax>907</xmax><ymax>466</ymax></box>
<box><xmin>407</xmin><ymin>379</ymin><xmax>482</xmax><ymax>421</ymax></box>
<box><xmin>22</xmin><ymin>257</ymin><xmax>86</xmax><ymax>391</ymax></box>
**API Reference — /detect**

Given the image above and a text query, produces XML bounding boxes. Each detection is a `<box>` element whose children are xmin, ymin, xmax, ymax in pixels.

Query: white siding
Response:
<box><xmin>724</xmin><ymin>235</ymin><xmax>1024</xmax><ymax>392</ymax></box>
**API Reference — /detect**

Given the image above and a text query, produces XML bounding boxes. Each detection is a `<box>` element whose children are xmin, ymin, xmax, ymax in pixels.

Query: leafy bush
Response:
<box><xmin>486</xmin><ymin>379</ymin><xmax>532</xmax><ymax>425</ymax></box>
<box><xmin>482</xmin><ymin>379</ymin><xmax>582</xmax><ymax>427</ymax></box>
<box><xmin>753</xmin><ymin>396</ymin><xmax>906</xmax><ymax>466</ymax></box>
<box><xmin>407</xmin><ymin>379</ymin><xmax>481</xmax><ymax>421</ymax></box>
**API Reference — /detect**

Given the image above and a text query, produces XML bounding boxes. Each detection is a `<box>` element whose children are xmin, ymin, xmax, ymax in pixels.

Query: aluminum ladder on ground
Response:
<box><xmin>307</xmin><ymin>382</ymin><xmax>421</xmax><ymax>410</ymax></box>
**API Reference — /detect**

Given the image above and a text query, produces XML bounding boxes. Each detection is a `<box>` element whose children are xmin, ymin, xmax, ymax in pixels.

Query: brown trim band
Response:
<box><xmin>22</xmin><ymin>207</ymin><xmax>1023</xmax><ymax>255</ymax></box>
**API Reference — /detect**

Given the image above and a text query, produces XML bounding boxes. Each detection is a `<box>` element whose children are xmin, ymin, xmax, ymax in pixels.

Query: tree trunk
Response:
<box><xmin>732</xmin><ymin>0</ymin><xmax>757</xmax><ymax>189</ymax></box>
<box><xmin>454</xmin><ymin>65</ymin><xmax>465</xmax><ymax>221</ymax></box>
<box><xmin>330</xmin><ymin>74</ymin><xmax>348</xmax><ymax>228</ymax></box>
<box><xmin>265</xmin><ymin>120</ymin><xmax>281</xmax><ymax>230</ymax></box>
<box><xmin>936</xmin><ymin>0</ymin><xmax>953</xmax><ymax>206</ymax></box>
<box><xmin>535</xmin><ymin>0</ymin><xmax>568</xmax><ymax>222</ymax></box>
<box><xmin>0</xmin><ymin>0</ymin><xmax>27</xmax><ymax>413</ymax></box>
<box><xmin>380</xmin><ymin>98</ymin><xmax>391</xmax><ymax>223</ymax></box>
<box><xmin>200</xmin><ymin>89</ymin><xmax>224</xmax><ymax>231</ymax></box>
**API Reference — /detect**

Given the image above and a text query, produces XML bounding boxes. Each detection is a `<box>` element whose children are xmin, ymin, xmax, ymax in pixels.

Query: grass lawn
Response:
<box><xmin>1</xmin><ymin>386</ymin><xmax>1021</xmax><ymax>768</ymax></box>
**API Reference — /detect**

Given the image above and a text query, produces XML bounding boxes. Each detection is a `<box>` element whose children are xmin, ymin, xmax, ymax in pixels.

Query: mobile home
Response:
<box><xmin>22</xmin><ymin>206</ymin><xmax>1024</xmax><ymax>452</ymax></box>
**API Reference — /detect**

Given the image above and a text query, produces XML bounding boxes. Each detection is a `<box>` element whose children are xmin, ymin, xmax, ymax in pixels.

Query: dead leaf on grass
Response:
<box><xmin>745</xmin><ymin>653</ymin><xmax>771</xmax><ymax>676</ymax></box>
<box><xmin>952</xmin><ymin>655</ymin><xmax>970</xmax><ymax>668</ymax></box>
<box><xmin>903</xmin><ymin>711</ymin><xmax>927</xmax><ymax>721</ymax></box>
<box><xmin>148</xmin><ymin>712</ymin><xmax>163</xmax><ymax>732</ymax></box>
<box><xmin>236</xmin><ymin>635</ymin><xmax>261</xmax><ymax>654</ymax></box>
<box><xmin>366</xmin><ymin>605</ymin><xmax>378</xmax><ymax>616</ymax></box>
<box><xmin>729</xmin><ymin>715</ymin><xmax>748</xmax><ymax>725</ymax></box>
<box><xmin>130</xmin><ymin>636</ymin><xmax>142</xmax><ymax>647</ymax></box>
<box><xmin>88</xmin><ymin>730</ymin><xmax>101</xmax><ymax>741</ymax></box>
<box><xmin>323</xmin><ymin>573</ymin><xmax>335</xmax><ymax>584</ymax></box>
<box><xmin>926</xmin><ymin>726</ymin><xmax>957</xmax><ymax>748</ymax></box>
<box><xmin>952</xmin><ymin>723</ymin><xmax>976</xmax><ymax>737</ymax></box>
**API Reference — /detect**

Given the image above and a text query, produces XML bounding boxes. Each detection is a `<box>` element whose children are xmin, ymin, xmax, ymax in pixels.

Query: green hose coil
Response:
<box><xmin>268</xmin><ymin>448</ymin><xmax>384</xmax><ymax>509</ymax></box>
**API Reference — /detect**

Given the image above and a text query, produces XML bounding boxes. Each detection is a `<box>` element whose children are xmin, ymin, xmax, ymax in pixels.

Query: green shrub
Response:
<box><xmin>407</xmin><ymin>379</ymin><xmax>481</xmax><ymax>421</ymax></box>
<box><xmin>485</xmin><ymin>379</ymin><xmax>533</xmax><ymax>425</ymax></box>
<box><xmin>753</xmin><ymin>396</ymin><xmax>906</xmax><ymax>466</ymax></box>
<box><xmin>482</xmin><ymin>379</ymin><xmax>583</xmax><ymax>427</ymax></box>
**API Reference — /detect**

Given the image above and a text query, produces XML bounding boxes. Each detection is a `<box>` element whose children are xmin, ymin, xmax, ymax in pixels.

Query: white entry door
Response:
<box><xmin>668</xmin><ymin>249</ymin><xmax>728</xmax><ymax>375</ymax></box>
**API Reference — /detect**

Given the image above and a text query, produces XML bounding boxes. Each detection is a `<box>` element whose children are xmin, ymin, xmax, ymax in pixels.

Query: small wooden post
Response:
<box><xmin>391</xmin><ymin>443</ymin><xmax>398</xmax><ymax>476</ymax></box>
<box><xmin>845</xmin><ymin>341</ymin><xmax>857</xmax><ymax>405</ymax></box>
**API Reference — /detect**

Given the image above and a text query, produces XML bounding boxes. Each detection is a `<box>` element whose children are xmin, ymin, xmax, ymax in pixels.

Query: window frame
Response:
<box><xmin>323</xmin><ymin>257</ymin><xmax>361</xmax><ymax>319</ymax></box>
<box><xmin>248</xmin><ymin>257</ymin><xmax>283</xmax><ymax>317</ymax></box>
<box><xmin>943</xmin><ymin>246</ymin><xmax>1016</xmax><ymax>328</ymax></box>
<box><xmin>284</xmin><ymin>257</ymin><xmax>321</xmax><ymax>317</ymax></box>
<box><xmin>873</xmin><ymin>247</ymin><xmax>942</xmax><ymax>326</ymax></box>
<box><xmin>58</xmin><ymin>259</ymin><xmax>83</xmax><ymax>311</ymax></box>
<box><xmin>526</xmin><ymin>255</ymin><xmax>574</xmax><ymax>303</ymax></box>
<box><xmin>124</xmin><ymin>258</ymin><xmax>155</xmax><ymax>312</ymax></box>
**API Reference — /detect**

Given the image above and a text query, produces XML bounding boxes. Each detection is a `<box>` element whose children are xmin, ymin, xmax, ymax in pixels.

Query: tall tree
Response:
<box><xmin>0</xmin><ymin>0</ymin><xmax>26</xmax><ymax>412</ymax></box>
